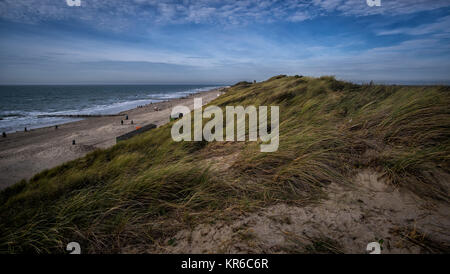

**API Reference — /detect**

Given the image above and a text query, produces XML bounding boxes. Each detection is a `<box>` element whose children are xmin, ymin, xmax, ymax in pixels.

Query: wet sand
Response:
<box><xmin>0</xmin><ymin>88</ymin><xmax>225</xmax><ymax>189</ymax></box>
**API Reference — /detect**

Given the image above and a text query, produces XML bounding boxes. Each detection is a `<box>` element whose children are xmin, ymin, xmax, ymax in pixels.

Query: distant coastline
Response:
<box><xmin>0</xmin><ymin>85</ymin><xmax>225</xmax><ymax>134</ymax></box>
<box><xmin>0</xmin><ymin>87</ymin><xmax>227</xmax><ymax>189</ymax></box>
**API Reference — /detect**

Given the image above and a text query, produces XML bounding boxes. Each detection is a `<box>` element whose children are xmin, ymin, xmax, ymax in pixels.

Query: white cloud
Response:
<box><xmin>1</xmin><ymin>0</ymin><xmax>449</xmax><ymax>84</ymax></box>
<box><xmin>378</xmin><ymin>15</ymin><xmax>450</xmax><ymax>36</ymax></box>
<box><xmin>0</xmin><ymin>0</ymin><xmax>449</xmax><ymax>28</ymax></box>
<box><xmin>280</xmin><ymin>36</ymin><xmax>450</xmax><ymax>83</ymax></box>
<box><xmin>315</xmin><ymin>0</ymin><xmax>450</xmax><ymax>16</ymax></box>
<box><xmin>288</xmin><ymin>11</ymin><xmax>311</xmax><ymax>22</ymax></box>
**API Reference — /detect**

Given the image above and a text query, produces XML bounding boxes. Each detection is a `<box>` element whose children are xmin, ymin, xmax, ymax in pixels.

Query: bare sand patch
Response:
<box><xmin>146</xmin><ymin>169</ymin><xmax>449</xmax><ymax>254</ymax></box>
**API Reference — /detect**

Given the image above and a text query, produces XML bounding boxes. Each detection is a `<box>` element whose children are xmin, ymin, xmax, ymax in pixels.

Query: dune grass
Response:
<box><xmin>0</xmin><ymin>75</ymin><xmax>449</xmax><ymax>253</ymax></box>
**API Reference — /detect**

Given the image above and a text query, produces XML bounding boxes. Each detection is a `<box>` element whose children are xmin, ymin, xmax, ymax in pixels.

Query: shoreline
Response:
<box><xmin>0</xmin><ymin>87</ymin><xmax>227</xmax><ymax>189</ymax></box>
<box><xmin>0</xmin><ymin>86</ymin><xmax>226</xmax><ymax>134</ymax></box>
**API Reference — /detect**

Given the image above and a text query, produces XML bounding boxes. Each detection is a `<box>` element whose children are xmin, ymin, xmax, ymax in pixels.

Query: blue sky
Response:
<box><xmin>0</xmin><ymin>0</ymin><xmax>449</xmax><ymax>84</ymax></box>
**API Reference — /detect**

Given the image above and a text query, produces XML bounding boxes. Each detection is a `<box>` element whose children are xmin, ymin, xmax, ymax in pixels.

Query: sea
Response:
<box><xmin>0</xmin><ymin>85</ymin><xmax>224</xmax><ymax>133</ymax></box>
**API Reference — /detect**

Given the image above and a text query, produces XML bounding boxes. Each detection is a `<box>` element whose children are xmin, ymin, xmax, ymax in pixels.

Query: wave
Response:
<box><xmin>146</xmin><ymin>86</ymin><xmax>222</xmax><ymax>100</ymax></box>
<box><xmin>43</xmin><ymin>86</ymin><xmax>222</xmax><ymax>116</ymax></box>
<box><xmin>0</xmin><ymin>112</ymin><xmax>27</xmax><ymax>119</ymax></box>
<box><xmin>0</xmin><ymin>85</ymin><xmax>223</xmax><ymax>133</ymax></box>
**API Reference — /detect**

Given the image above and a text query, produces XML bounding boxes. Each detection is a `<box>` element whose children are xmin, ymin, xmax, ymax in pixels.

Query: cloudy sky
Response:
<box><xmin>0</xmin><ymin>0</ymin><xmax>449</xmax><ymax>84</ymax></box>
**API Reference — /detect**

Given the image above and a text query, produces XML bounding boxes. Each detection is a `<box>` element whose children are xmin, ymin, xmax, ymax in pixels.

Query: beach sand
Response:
<box><xmin>0</xmin><ymin>88</ymin><xmax>225</xmax><ymax>189</ymax></box>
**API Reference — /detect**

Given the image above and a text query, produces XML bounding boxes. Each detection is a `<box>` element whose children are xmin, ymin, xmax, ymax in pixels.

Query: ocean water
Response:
<box><xmin>0</xmin><ymin>85</ymin><xmax>223</xmax><ymax>133</ymax></box>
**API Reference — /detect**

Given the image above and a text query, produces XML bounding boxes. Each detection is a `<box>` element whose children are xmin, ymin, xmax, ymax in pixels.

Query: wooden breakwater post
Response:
<box><xmin>116</xmin><ymin>123</ymin><xmax>157</xmax><ymax>143</ymax></box>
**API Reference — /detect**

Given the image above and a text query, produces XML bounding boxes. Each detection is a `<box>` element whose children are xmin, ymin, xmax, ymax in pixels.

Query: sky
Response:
<box><xmin>0</xmin><ymin>0</ymin><xmax>449</xmax><ymax>85</ymax></box>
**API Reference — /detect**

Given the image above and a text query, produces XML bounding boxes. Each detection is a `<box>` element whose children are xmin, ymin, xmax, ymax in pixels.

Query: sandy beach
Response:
<box><xmin>0</xmin><ymin>88</ymin><xmax>225</xmax><ymax>189</ymax></box>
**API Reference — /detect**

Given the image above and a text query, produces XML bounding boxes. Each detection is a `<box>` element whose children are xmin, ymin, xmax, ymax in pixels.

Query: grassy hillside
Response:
<box><xmin>1</xmin><ymin>75</ymin><xmax>449</xmax><ymax>253</ymax></box>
